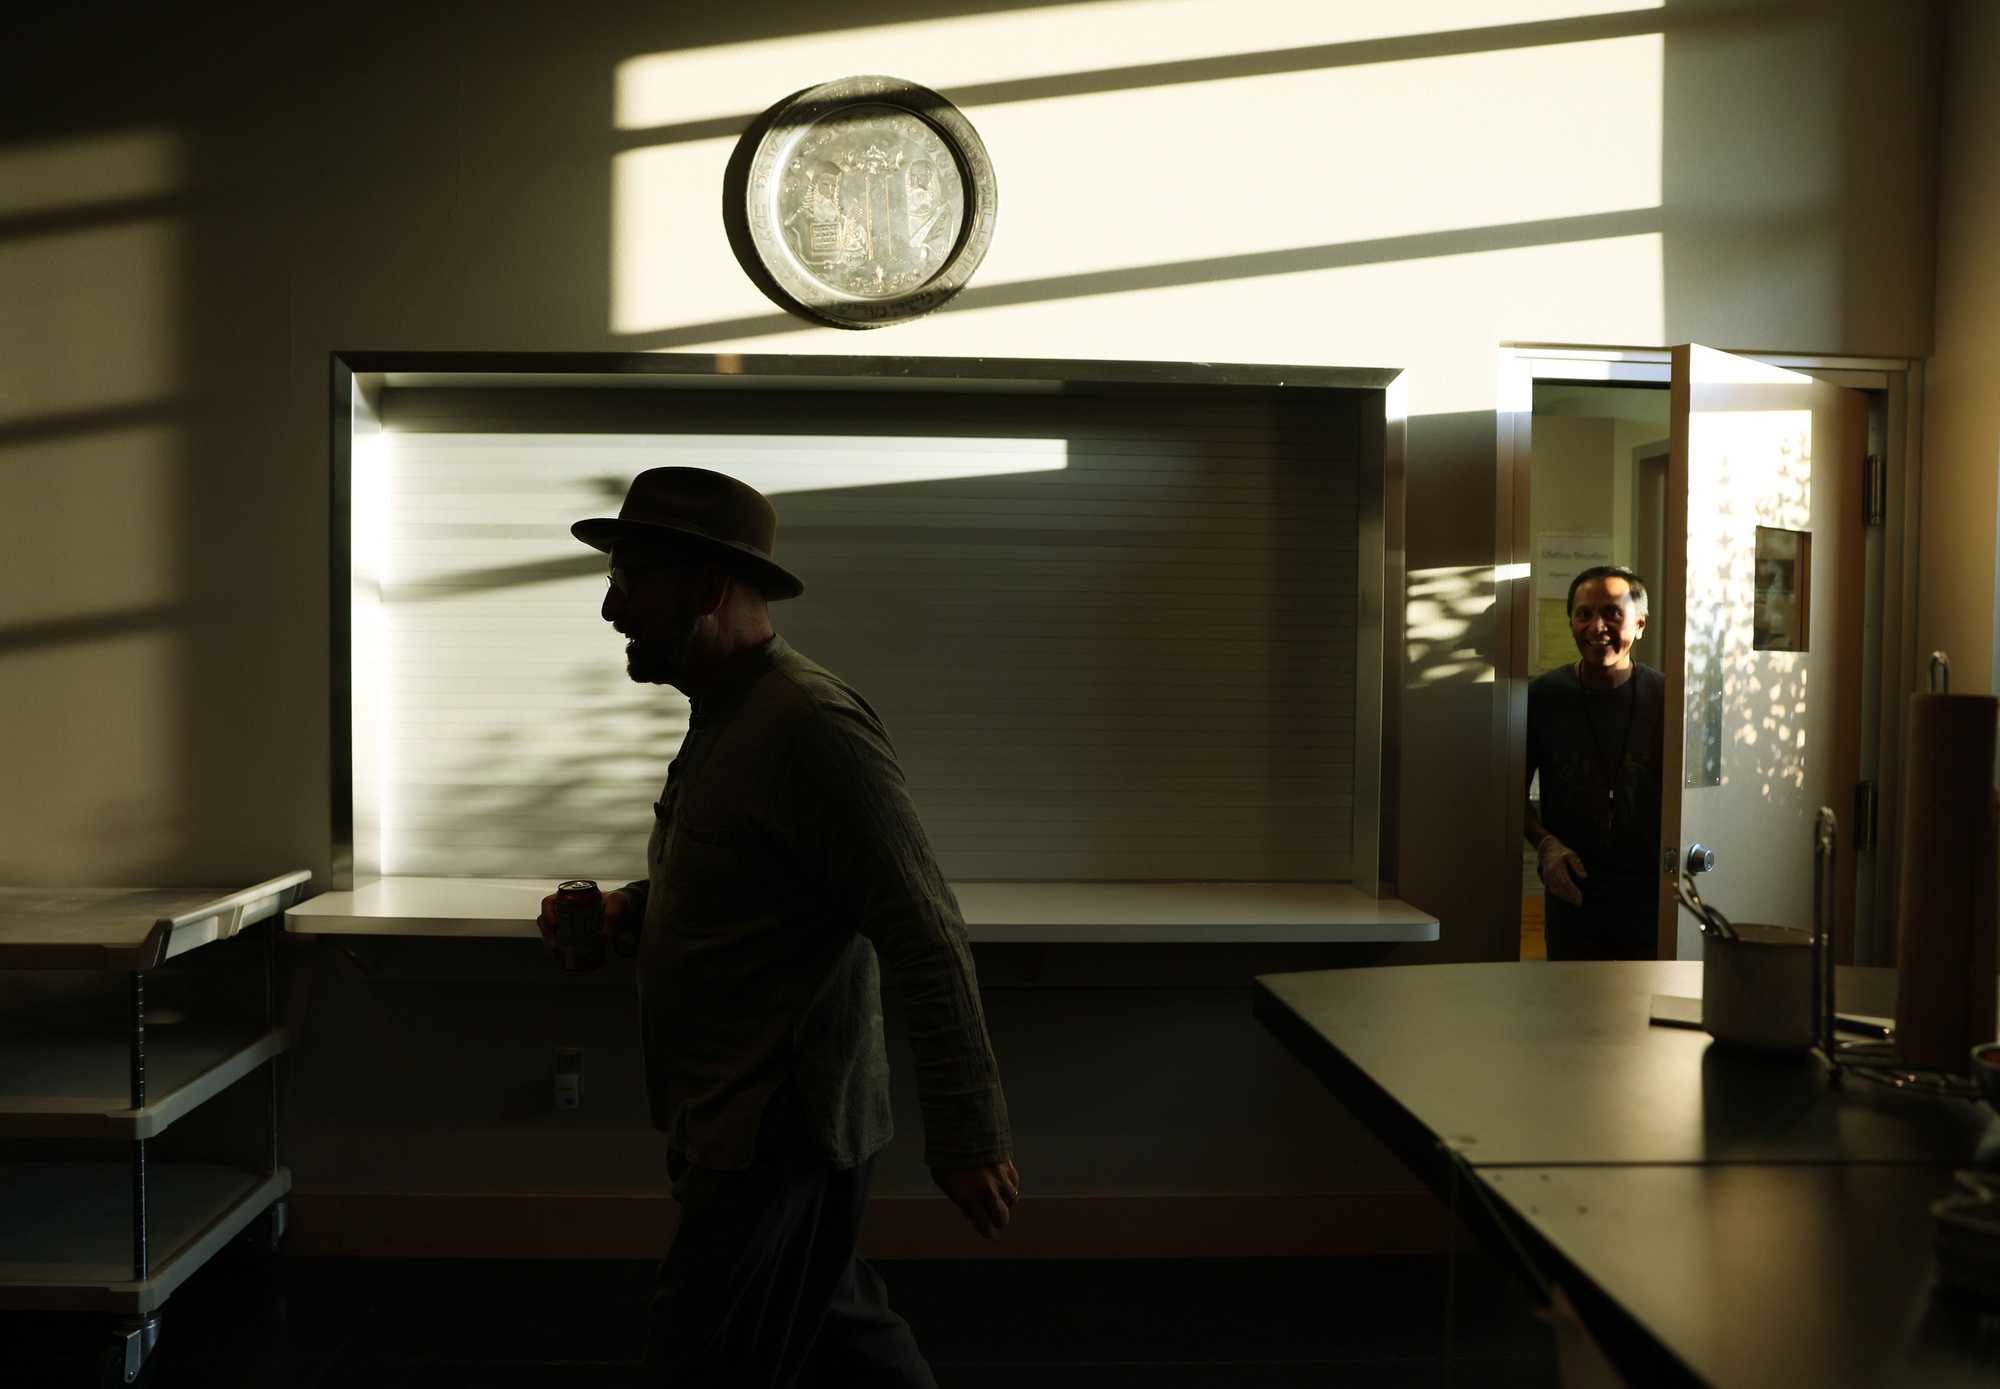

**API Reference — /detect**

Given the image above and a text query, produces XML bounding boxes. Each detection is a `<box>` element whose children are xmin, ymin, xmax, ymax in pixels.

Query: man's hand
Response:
<box><xmin>1537</xmin><ymin>835</ymin><xmax>1587</xmax><ymax>907</ymax></box>
<box><xmin>602</xmin><ymin>889</ymin><xmax>638</xmax><ymax>955</ymax></box>
<box><xmin>535</xmin><ymin>888</ymin><xmax>638</xmax><ymax>968</ymax></box>
<box><xmin>931</xmin><ymin>1159</ymin><xmax>1020</xmax><ymax>1240</ymax></box>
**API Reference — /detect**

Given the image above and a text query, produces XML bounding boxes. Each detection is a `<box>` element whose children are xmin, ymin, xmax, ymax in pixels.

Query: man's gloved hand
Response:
<box><xmin>931</xmin><ymin>1159</ymin><xmax>1020</xmax><ymax>1240</ymax></box>
<box><xmin>1537</xmin><ymin>835</ymin><xmax>1588</xmax><ymax>907</ymax></box>
<box><xmin>534</xmin><ymin>888</ymin><xmax>638</xmax><ymax>969</ymax></box>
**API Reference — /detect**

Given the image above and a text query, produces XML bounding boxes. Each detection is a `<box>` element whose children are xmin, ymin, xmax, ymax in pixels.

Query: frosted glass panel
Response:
<box><xmin>358</xmin><ymin>392</ymin><xmax>1360</xmax><ymax>882</ymax></box>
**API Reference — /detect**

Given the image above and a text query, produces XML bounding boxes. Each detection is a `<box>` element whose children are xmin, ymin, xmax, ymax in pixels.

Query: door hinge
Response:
<box><xmin>1853</xmin><ymin>780</ymin><xmax>1879</xmax><ymax>852</ymax></box>
<box><xmin>1862</xmin><ymin>453</ymin><xmax>1887</xmax><ymax>527</ymax></box>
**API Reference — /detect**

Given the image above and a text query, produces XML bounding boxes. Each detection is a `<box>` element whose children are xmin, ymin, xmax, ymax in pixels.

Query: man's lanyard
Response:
<box><xmin>1576</xmin><ymin>662</ymin><xmax>1638</xmax><ymax>835</ymax></box>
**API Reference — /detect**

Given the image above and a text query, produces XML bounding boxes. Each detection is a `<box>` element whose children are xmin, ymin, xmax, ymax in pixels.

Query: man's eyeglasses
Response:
<box><xmin>605</xmin><ymin>562</ymin><xmax>676</xmax><ymax>594</ymax></box>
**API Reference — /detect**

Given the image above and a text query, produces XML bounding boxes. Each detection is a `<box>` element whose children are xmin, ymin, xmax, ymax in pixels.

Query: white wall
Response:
<box><xmin>1529</xmin><ymin>414</ymin><xmax>1617</xmax><ymax>672</ymax></box>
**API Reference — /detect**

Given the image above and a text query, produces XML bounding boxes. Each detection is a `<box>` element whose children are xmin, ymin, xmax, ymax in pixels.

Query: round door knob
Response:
<box><xmin>1685</xmin><ymin>844</ymin><xmax>1717</xmax><ymax>875</ymax></box>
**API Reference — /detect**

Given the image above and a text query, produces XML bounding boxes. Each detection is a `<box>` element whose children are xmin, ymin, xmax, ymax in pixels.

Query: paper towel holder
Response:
<box><xmin>1930</xmin><ymin>650</ymin><xmax>1951</xmax><ymax>692</ymax></box>
<box><xmin>1825</xmin><ymin>763</ymin><xmax>1985</xmax><ymax>1100</ymax></box>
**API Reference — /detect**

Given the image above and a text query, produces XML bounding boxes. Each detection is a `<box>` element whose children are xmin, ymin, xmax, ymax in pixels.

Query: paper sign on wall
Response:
<box><xmin>1534</xmin><ymin>533</ymin><xmax>1615</xmax><ymax>600</ymax></box>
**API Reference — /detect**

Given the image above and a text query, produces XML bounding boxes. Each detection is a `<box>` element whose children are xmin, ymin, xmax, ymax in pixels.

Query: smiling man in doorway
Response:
<box><xmin>537</xmin><ymin>467</ymin><xmax>1018</xmax><ymax>1386</ymax></box>
<box><xmin>1524</xmin><ymin>566</ymin><xmax>1667</xmax><ymax>960</ymax></box>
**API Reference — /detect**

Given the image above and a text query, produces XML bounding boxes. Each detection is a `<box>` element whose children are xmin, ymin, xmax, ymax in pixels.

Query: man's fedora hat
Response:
<box><xmin>572</xmin><ymin>467</ymin><xmax>804</xmax><ymax>601</ymax></box>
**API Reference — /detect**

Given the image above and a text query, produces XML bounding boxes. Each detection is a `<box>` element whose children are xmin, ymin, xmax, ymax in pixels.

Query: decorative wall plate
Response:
<box><xmin>743</xmin><ymin>76</ymin><xmax>997</xmax><ymax>329</ymax></box>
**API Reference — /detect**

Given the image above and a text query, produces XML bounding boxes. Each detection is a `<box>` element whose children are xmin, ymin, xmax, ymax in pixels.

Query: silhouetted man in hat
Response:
<box><xmin>538</xmin><ymin>467</ymin><xmax>1017</xmax><ymax>1386</ymax></box>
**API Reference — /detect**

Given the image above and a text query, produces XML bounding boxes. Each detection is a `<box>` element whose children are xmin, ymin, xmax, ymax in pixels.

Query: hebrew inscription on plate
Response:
<box><xmin>775</xmin><ymin>106</ymin><xmax>964</xmax><ymax>300</ymax></box>
<box><xmin>744</xmin><ymin>77</ymin><xmax>996</xmax><ymax>328</ymax></box>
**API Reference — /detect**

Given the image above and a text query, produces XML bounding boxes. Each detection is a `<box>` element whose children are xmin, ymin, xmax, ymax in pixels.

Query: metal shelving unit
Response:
<box><xmin>0</xmin><ymin>870</ymin><xmax>311</xmax><ymax>1384</ymax></box>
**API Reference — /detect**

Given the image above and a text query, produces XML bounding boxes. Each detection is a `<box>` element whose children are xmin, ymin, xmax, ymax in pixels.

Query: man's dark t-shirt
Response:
<box><xmin>1526</xmin><ymin>661</ymin><xmax>1666</xmax><ymax>919</ymax></box>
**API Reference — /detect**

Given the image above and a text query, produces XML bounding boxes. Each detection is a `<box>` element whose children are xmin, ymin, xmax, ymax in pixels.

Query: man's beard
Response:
<box><xmin>624</xmin><ymin>614</ymin><xmax>701</xmax><ymax>688</ymax></box>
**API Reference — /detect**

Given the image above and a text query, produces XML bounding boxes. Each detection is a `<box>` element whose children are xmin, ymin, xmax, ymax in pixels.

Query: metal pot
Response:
<box><xmin>1702</xmin><ymin>924</ymin><xmax>1818</xmax><ymax>1052</ymax></box>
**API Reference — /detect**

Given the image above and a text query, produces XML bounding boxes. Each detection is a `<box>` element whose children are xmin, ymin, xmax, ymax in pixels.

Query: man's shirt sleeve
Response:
<box><xmin>1525</xmin><ymin>676</ymin><xmax>1544</xmax><ymax>796</ymax></box>
<box><xmin>776</xmin><ymin>701</ymin><xmax>1013</xmax><ymax>1169</ymax></box>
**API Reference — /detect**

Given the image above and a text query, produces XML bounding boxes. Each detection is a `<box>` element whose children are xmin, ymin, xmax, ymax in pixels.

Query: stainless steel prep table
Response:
<box><xmin>1254</xmin><ymin>960</ymin><xmax>2000</xmax><ymax>1389</ymax></box>
<box><xmin>0</xmin><ymin>870</ymin><xmax>312</xmax><ymax>1383</ymax></box>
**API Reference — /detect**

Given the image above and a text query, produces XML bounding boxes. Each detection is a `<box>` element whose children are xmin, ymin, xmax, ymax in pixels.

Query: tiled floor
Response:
<box><xmin>2</xmin><ymin>1246</ymin><xmax>1560</xmax><ymax>1387</ymax></box>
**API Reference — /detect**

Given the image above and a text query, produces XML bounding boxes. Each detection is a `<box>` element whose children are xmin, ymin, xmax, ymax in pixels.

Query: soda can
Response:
<box><xmin>553</xmin><ymin>879</ymin><xmax>605</xmax><ymax>971</ymax></box>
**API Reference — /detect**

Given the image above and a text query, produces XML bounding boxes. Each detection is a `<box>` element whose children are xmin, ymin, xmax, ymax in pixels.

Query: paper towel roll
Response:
<box><xmin>1893</xmin><ymin>692</ymin><xmax>2000</xmax><ymax>1072</ymax></box>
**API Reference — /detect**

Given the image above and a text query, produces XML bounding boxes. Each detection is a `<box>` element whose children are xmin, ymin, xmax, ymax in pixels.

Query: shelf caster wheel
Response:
<box><xmin>98</xmin><ymin>1314</ymin><xmax>160</xmax><ymax>1387</ymax></box>
<box><xmin>227</xmin><ymin>1198</ymin><xmax>289</xmax><ymax>1268</ymax></box>
<box><xmin>264</xmin><ymin>1197</ymin><xmax>289</xmax><ymax>1254</ymax></box>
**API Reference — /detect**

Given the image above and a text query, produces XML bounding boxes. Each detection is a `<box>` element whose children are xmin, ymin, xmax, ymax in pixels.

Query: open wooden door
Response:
<box><xmin>1659</xmin><ymin>345</ymin><xmax>1867</xmax><ymax>959</ymax></box>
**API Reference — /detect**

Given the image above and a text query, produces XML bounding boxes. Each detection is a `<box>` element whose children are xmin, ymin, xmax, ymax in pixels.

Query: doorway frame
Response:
<box><xmin>1495</xmin><ymin>344</ymin><xmax>1924</xmax><ymax>964</ymax></box>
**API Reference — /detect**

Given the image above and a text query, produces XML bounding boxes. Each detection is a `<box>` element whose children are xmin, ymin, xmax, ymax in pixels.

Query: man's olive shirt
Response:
<box><xmin>620</xmin><ymin>635</ymin><xmax>1011</xmax><ymax>1173</ymax></box>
